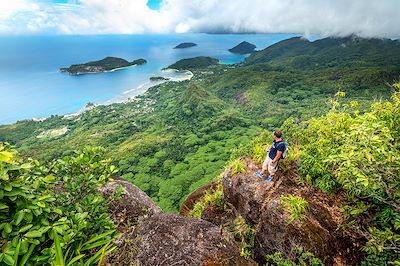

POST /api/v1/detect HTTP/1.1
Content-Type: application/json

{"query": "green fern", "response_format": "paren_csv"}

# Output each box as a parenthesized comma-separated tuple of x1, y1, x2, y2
(280, 195, 308, 223)
(229, 159, 246, 175)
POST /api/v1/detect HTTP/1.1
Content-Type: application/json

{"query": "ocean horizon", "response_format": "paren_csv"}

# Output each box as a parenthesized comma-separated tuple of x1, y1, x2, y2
(0, 33, 299, 125)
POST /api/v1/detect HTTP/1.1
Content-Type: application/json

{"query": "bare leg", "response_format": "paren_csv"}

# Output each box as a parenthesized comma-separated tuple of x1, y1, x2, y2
(261, 166, 269, 176)
(269, 173, 275, 179)
(261, 156, 271, 177)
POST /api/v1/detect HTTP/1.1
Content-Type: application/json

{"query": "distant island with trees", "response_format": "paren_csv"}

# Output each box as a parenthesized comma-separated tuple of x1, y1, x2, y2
(166, 56, 219, 70)
(60, 57, 147, 75)
(228, 41, 256, 54)
(174, 42, 198, 49)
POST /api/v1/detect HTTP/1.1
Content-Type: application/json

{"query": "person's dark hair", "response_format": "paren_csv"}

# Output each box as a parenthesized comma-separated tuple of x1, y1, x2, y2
(274, 130, 282, 138)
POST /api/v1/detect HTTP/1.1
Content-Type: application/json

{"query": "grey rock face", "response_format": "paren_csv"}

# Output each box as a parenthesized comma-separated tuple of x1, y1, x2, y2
(136, 213, 256, 266)
(101, 177, 256, 265)
(222, 159, 363, 266)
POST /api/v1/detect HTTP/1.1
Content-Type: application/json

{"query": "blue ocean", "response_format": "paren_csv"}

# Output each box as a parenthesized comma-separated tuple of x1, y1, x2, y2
(0, 33, 296, 124)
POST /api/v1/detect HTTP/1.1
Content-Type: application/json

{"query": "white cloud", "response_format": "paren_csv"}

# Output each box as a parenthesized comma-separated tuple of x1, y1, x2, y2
(0, 0, 399, 38)
(161, 0, 400, 38)
(53, 0, 155, 34)
(0, 0, 38, 20)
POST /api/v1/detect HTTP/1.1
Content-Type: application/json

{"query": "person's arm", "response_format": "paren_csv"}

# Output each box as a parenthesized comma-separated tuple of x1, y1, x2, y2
(270, 142, 285, 164)
(270, 151, 282, 164)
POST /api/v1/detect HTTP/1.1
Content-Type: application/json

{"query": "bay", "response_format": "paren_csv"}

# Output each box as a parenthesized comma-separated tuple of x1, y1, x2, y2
(0, 33, 296, 124)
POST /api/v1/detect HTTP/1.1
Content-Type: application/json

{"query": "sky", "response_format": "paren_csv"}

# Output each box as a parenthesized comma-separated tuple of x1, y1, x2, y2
(0, 0, 399, 38)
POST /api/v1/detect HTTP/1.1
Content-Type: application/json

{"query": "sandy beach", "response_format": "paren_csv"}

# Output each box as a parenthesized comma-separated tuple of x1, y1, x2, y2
(63, 69, 193, 119)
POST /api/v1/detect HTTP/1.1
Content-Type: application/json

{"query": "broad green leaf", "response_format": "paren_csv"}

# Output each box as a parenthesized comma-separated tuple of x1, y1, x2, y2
(12, 239, 21, 266)
(24, 230, 43, 238)
(0, 173, 9, 181)
(24, 212, 33, 223)
(19, 244, 36, 266)
(4, 189, 22, 197)
(53, 209, 63, 215)
(44, 175, 55, 182)
(4, 223, 12, 234)
(27, 239, 40, 245)
(19, 163, 32, 169)
(36, 202, 45, 208)
(19, 239, 29, 255)
(14, 211, 25, 226)
(0, 151, 14, 163)
(4, 184, 12, 192)
(0, 203, 8, 211)
(19, 224, 33, 233)
(3, 254, 14, 266)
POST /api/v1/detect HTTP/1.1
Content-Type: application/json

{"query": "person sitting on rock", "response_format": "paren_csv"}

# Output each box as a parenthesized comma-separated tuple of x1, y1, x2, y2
(255, 130, 286, 182)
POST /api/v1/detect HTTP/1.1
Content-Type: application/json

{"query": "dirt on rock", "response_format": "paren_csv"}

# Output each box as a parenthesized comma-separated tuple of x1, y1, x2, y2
(201, 204, 237, 227)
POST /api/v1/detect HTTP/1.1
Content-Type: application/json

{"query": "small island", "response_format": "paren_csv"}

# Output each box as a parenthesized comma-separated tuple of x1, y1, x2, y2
(60, 57, 147, 75)
(174, 42, 197, 49)
(166, 56, 219, 70)
(228, 41, 256, 54)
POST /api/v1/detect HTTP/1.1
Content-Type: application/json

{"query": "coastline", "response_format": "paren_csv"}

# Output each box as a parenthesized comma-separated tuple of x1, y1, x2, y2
(61, 65, 137, 75)
(0, 33, 298, 125)
(63, 69, 193, 119)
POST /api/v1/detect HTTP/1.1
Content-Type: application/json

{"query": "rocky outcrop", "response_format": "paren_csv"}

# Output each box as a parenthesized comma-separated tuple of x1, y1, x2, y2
(222, 159, 364, 265)
(101, 156, 365, 266)
(180, 181, 218, 216)
(100, 177, 161, 229)
(201, 204, 236, 226)
(137, 214, 256, 266)
(101, 177, 256, 265)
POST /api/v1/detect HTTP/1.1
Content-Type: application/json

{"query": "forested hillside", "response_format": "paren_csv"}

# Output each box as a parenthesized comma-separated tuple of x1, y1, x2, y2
(1, 36, 399, 213)
(1, 84, 398, 265)
(186, 84, 400, 265)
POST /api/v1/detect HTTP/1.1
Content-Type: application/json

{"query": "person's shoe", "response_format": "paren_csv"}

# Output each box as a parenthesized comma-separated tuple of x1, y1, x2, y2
(265, 176, 273, 182)
(254, 171, 265, 178)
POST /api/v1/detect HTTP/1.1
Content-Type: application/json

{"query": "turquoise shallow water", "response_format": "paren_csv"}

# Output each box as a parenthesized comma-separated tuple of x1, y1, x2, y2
(0, 33, 296, 124)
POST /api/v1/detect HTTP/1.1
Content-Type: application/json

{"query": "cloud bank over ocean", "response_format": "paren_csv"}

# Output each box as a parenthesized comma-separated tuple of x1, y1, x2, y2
(1, 0, 399, 38)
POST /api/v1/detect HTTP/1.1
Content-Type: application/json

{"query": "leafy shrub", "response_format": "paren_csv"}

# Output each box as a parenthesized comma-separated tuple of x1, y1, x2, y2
(228, 159, 246, 175)
(228, 215, 255, 259)
(231, 130, 272, 163)
(265, 246, 324, 266)
(188, 183, 225, 219)
(284, 84, 400, 263)
(0, 143, 117, 265)
(280, 195, 308, 223)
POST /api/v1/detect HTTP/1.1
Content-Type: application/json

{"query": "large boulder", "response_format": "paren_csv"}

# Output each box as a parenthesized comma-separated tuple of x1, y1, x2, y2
(222, 160, 275, 224)
(222, 159, 364, 265)
(101, 177, 256, 265)
(100, 177, 161, 229)
(136, 214, 256, 266)
(254, 197, 361, 265)
(100, 177, 162, 265)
